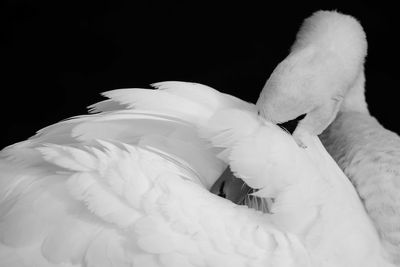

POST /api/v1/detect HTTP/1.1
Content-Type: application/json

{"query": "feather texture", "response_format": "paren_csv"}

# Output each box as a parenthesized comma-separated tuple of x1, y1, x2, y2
(321, 111, 400, 264)
(0, 81, 394, 266)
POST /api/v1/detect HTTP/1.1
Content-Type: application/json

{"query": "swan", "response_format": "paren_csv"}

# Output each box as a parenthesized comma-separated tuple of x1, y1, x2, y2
(0, 81, 394, 266)
(212, 10, 366, 205)
(233, 9, 400, 265)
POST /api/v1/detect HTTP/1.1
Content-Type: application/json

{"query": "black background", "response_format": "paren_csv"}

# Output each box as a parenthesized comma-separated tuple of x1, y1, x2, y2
(3, 1, 400, 148)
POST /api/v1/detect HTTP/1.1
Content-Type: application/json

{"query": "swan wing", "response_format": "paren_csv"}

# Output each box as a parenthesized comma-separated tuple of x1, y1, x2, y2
(0, 82, 309, 267)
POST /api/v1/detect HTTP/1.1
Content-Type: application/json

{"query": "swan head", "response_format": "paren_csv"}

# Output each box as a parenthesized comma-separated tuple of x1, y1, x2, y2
(257, 10, 367, 136)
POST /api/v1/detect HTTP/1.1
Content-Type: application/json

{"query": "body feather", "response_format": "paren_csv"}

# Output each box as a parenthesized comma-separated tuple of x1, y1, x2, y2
(321, 111, 400, 264)
(0, 82, 393, 266)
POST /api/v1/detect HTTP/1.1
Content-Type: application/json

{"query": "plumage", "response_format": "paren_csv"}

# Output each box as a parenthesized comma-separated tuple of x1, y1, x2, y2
(248, 9, 400, 265)
(0, 81, 394, 266)
(320, 108, 400, 264)
(257, 10, 367, 140)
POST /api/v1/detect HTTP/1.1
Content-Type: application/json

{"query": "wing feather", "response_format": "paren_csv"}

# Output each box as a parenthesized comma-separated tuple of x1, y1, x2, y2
(0, 82, 315, 267)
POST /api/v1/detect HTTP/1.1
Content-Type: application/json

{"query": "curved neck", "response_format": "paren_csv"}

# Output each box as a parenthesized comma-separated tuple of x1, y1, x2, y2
(340, 66, 369, 114)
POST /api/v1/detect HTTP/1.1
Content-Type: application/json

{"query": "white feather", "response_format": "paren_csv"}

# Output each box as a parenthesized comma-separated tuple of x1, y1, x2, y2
(0, 80, 394, 266)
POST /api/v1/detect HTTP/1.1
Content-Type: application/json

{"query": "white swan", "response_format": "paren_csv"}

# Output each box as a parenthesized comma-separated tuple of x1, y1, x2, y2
(212, 10, 367, 207)
(246, 9, 400, 265)
(0, 81, 393, 266)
